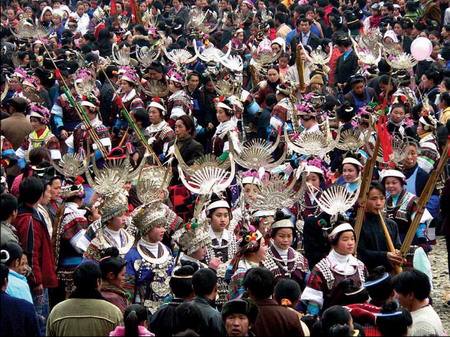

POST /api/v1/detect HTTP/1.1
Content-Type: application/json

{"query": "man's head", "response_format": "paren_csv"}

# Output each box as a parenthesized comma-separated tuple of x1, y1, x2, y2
(170, 265, 195, 299)
(19, 177, 45, 207)
(192, 268, 217, 299)
(392, 269, 431, 311)
(242, 267, 274, 301)
(0, 193, 18, 222)
(222, 299, 259, 336)
(187, 72, 201, 92)
(73, 261, 102, 292)
(7, 97, 28, 115)
(350, 75, 366, 95)
(297, 16, 311, 34)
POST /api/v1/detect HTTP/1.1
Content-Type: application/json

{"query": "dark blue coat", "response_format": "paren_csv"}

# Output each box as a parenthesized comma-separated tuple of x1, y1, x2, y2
(0, 291, 40, 337)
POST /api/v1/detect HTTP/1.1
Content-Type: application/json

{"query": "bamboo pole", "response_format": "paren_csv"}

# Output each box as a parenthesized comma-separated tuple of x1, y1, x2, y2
(400, 139, 449, 256)
(378, 210, 402, 274)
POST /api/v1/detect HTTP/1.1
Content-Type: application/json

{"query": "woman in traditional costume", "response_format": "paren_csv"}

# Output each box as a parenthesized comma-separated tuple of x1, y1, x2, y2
(301, 223, 366, 315)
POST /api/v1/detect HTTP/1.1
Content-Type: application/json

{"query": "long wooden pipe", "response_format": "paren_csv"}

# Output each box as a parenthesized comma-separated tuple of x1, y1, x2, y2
(378, 210, 402, 275)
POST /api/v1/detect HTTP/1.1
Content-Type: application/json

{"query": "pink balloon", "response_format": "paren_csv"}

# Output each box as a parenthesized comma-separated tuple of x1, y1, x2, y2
(410, 37, 432, 61)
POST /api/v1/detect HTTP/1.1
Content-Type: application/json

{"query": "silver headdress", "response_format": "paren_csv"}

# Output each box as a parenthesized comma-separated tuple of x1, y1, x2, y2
(193, 39, 232, 63)
(173, 224, 212, 256)
(301, 43, 333, 67)
(132, 201, 168, 235)
(335, 128, 370, 152)
(187, 8, 220, 35)
(284, 128, 335, 158)
(162, 47, 197, 70)
(230, 132, 286, 170)
(251, 175, 298, 214)
(308, 184, 360, 221)
(136, 45, 161, 68)
(111, 43, 135, 66)
(51, 153, 89, 178)
(350, 32, 382, 67)
(10, 19, 49, 40)
(384, 50, 417, 70)
(135, 165, 172, 204)
(140, 79, 170, 98)
(175, 147, 235, 195)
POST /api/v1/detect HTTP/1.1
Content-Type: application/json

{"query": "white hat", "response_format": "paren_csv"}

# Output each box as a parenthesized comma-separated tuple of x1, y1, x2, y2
(380, 169, 406, 182)
(383, 30, 399, 43)
(242, 176, 262, 186)
(207, 200, 230, 211)
(170, 106, 186, 119)
(271, 37, 286, 52)
(305, 165, 323, 176)
(271, 218, 294, 230)
(329, 223, 354, 240)
(148, 101, 166, 114)
(216, 101, 233, 111)
(40, 6, 53, 21)
(342, 157, 364, 168)
(252, 210, 275, 217)
(81, 101, 97, 109)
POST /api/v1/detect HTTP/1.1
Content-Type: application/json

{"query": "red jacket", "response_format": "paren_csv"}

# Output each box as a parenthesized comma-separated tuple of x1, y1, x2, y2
(13, 204, 58, 289)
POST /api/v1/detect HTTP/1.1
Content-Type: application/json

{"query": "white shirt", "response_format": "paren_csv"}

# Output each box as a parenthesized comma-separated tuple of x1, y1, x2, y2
(409, 305, 445, 336)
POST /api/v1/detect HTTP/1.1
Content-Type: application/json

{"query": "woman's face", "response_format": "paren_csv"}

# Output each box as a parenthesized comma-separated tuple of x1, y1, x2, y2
(243, 183, 260, 202)
(191, 245, 207, 261)
(210, 208, 230, 232)
(306, 172, 321, 189)
(384, 177, 403, 196)
(390, 107, 406, 123)
(120, 80, 132, 93)
(254, 240, 268, 261)
(108, 212, 127, 231)
(43, 10, 52, 22)
(334, 231, 355, 255)
(271, 43, 281, 54)
(30, 117, 45, 131)
(366, 188, 386, 214)
(236, 32, 244, 42)
(108, 266, 126, 288)
(342, 163, 359, 183)
(403, 145, 418, 169)
(149, 107, 163, 124)
(175, 119, 190, 138)
(278, 57, 289, 69)
(146, 224, 166, 242)
(216, 108, 230, 123)
(40, 185, 52, 205)
(273, 228, 293, 250)
(267, 69, 279, 83)
(50, 179, 62, 200)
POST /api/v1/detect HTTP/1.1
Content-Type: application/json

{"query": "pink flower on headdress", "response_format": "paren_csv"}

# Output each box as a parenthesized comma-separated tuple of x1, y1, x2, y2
(119, 66, 138, 83)
(12, 67, 27, 79)
(295, 102, 314, 114)
(30, 103, 51, 125)
(307, 158, 328, 175)
(76, 68, 94, 81)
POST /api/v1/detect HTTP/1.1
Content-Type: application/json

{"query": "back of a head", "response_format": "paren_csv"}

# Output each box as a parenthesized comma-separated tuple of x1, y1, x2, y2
(365, 266, 393, 304)
(99, 247, 126, 280)
(173, 302, 204, 335)
(1, 242, 23, 268)
(170, 265, 195, 299)
(192, 268, 217, 297)
(124, 304, 148, 337)
(376, 301, 412, 336)
(274, 278, 301, 306)
(73, 261, 102, 291)
(242, 267, 274, 300)
(0, 193, 18, 221)
(19, 176, 44, 205)
(319, 305, 352, 336)
(391, 269, 430, 301)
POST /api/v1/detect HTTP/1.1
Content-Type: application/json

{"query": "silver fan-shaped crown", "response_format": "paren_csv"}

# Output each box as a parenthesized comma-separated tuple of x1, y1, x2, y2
(187, 8, 220, 34)
(175, 145, 230, 176)
(335, 128, 368, 152)
(284, 128, 335, 158)
(178, 153, 235, 195)
(350, 34, 382, 66)
(136, 166, 172, 204)
(112, 43, 131, 66)
(219, 54, 244, 72)
(302, 43, 333, 66)
(231, 132, 286, 170)
(51, 153, 89, 178)
(214, 78, 242, 97)
(308, 184, 360, 216)
(10, 19, 49, 40)
(193, 39, 231, 63)
(74, 68, 96, 98)
(162, 47, 197, 69)
(251, 176, 298, 212)
(140, 79, 170, 98)
(376, 136, 410, 164)
(136, 45, 161, 68)
(384, 51, 417, 70)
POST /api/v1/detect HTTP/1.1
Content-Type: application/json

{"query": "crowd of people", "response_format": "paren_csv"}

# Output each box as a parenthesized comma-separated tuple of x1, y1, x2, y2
(1, 0, 450, 335)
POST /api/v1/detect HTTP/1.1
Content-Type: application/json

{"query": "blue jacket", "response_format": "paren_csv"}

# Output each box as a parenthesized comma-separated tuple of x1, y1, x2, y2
(6, 270, 33, 304)
(0, 291, 40, 336)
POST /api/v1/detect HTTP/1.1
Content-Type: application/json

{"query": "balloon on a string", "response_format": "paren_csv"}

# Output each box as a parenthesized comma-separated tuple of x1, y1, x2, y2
(410, 37, 432, 61)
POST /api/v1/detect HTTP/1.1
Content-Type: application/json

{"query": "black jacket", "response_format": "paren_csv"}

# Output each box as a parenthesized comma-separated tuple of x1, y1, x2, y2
(192, 296, 226, 337)
(150, 298, 184, 337)
(357, 212, 401, 273)
(289, 31, 321, 65)
(335, 50, 359, 92)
